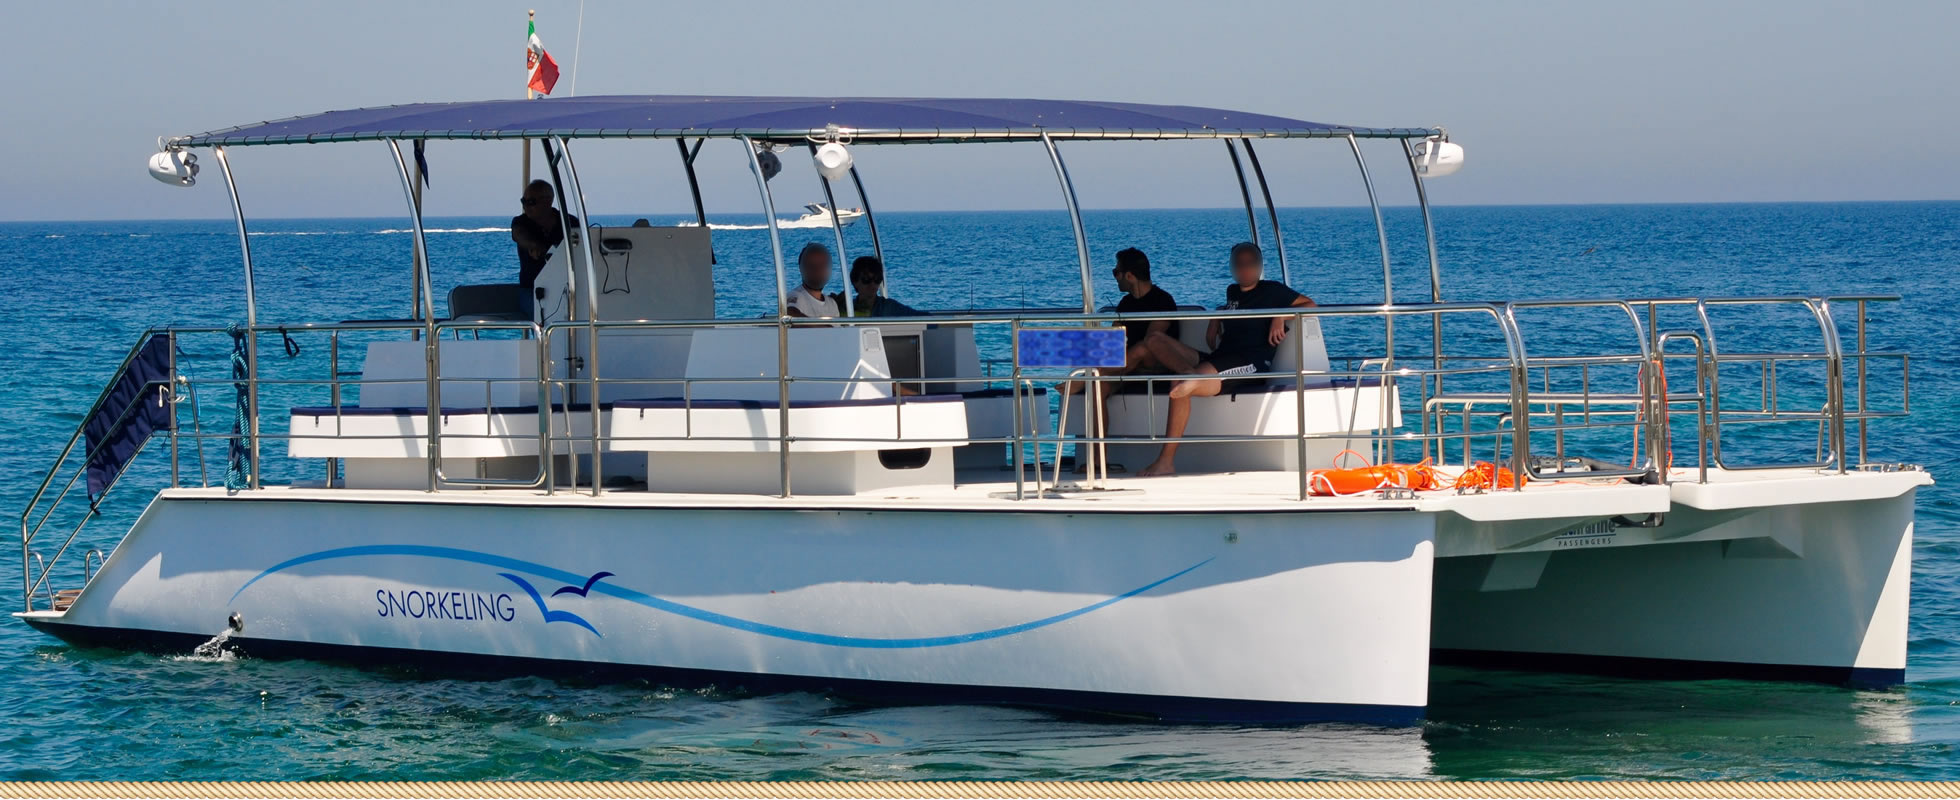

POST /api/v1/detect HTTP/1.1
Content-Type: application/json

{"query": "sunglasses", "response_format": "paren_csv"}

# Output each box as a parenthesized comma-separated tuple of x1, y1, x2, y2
(520, 196, 545, 206)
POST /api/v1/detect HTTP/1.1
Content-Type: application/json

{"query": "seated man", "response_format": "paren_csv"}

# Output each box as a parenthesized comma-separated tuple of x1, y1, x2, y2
(1063, 247, 1179, 398)
(787, 242, 845, 318)
(510, 179, 580, 319)
(847, 256, 927, 317)
(1136, 242, 1315, 477)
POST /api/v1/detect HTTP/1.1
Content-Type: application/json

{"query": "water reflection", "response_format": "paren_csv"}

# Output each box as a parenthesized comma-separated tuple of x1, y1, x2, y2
(1425, 666, 1922, 779)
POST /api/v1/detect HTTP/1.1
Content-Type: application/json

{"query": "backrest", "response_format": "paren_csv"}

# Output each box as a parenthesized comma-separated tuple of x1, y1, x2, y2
(1167, 305, 1328, 384)
(1270, 317, 1332, 388)
(683, 327, 895, 403)
(448, 284, 525, 320)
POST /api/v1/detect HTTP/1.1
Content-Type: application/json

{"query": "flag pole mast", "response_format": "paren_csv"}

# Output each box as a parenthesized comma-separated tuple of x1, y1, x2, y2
(522, 9, 535, 188)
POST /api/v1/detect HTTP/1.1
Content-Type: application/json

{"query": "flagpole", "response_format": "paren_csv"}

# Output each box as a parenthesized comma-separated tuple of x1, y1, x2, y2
(521, 9, 535, 189)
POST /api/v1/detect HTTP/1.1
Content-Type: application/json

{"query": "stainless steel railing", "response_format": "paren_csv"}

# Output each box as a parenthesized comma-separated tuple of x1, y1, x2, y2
(19, 295, 1911, 611)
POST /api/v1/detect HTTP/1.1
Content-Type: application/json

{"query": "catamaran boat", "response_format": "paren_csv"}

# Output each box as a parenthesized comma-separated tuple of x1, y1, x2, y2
(20, 96, 1927, 724)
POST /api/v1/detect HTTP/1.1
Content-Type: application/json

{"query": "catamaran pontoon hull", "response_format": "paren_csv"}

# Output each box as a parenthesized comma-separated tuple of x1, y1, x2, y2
(22, 471, 1922, 723)
(22, 490, 1438, 723)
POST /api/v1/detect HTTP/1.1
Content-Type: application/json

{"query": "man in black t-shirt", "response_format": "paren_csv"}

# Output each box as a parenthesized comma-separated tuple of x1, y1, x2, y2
(511, 179, 580, 319)
(1064, 248, 1179, 399)
(1137, 242, 1315, 477)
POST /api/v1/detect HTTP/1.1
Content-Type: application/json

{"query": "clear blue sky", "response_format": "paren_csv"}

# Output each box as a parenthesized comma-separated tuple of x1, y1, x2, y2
(4, 0, 1955, 221)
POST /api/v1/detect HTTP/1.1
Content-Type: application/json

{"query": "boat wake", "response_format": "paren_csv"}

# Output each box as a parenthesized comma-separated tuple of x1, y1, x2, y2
(679, 218, 853, 231)
(172, 628, 241, 663)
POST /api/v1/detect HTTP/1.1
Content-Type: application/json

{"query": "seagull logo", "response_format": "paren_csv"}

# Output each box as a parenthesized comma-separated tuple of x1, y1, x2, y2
(552, 571, 614, 598)
(497, 573, 602, 637)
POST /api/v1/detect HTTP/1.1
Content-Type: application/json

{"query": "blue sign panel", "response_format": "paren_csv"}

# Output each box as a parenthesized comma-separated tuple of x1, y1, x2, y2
(1017, 328, 1127, 369)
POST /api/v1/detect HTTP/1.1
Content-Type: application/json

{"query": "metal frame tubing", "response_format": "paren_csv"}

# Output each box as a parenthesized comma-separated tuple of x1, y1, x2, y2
(741, 136, 794, 497)
(847, 165, 886, 293)
(1347, 135, 1394, 307)
(1240, 140, 1289, 286)
(677, 138, 708, 227)
(212, 147, 262, 490)
(1811, 298, 1849, 474)
(1041, 133, 1095, 313)
(808, 142, 852, 304)
(1225, 141, 1261, 248)
(1398, 139, 1443, 304)
(1400, 137, 1445, 410)
(1497, 306, 1533, 489)
(387, 141, 442, 492)
(538, 138, 583, 490)
(555, 137, 607, 494)
(1348, 135, 1397, 458)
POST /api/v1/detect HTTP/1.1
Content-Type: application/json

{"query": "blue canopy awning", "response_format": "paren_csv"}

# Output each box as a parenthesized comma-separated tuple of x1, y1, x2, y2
(173, 95, 1441, 147)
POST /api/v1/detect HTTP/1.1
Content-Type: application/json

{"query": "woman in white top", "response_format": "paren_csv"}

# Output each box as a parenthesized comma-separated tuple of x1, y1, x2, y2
(787, 242, 846, 318)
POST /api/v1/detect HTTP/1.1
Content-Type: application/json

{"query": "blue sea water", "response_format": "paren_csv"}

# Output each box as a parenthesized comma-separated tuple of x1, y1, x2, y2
(0, 202, 1956, 780)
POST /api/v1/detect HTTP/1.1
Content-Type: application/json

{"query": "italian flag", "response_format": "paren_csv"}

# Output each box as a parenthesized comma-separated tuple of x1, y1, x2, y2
(526, 19, 560, 95)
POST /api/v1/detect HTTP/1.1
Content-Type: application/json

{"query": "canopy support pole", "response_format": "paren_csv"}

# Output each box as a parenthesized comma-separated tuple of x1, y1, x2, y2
(1348, 134, 1395, 460)
(847, 165, 886, 296)
(1225, 141, 1261, 250)
(742, 136, 793, 498)
(808, 143, 852, 308)
(677, 138, 707, 227)
(1400, 137, 1445, 407)
(212, 147, 261, 490)
(555, 137, 605, 495)
(1041, 132, 1094, 313)
(388, 140, 442, 492)
(539, 138, 581, 490)
(1241, 140, 1289, 286)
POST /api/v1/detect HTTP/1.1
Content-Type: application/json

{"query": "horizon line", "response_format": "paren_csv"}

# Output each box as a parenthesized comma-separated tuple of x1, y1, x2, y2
(1, 197, 1954, 225)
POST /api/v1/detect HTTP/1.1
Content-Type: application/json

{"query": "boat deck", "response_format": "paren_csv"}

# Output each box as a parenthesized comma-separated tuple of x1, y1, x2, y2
(170, 466, 1928, 523)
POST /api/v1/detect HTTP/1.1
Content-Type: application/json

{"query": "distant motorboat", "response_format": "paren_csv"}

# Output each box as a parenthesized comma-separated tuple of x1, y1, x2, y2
(791, 203, 864, 228)
(677, 203, 864, 230)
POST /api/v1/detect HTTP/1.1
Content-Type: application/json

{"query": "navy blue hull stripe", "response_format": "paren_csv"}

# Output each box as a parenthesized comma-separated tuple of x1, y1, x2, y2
(22, 619, 1423, 726)
(1432, 648, 1904, 689)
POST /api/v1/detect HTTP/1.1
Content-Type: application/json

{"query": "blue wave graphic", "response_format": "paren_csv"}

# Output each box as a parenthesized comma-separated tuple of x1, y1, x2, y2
(229, 545, 1211, 649)
(498, 573, 602, 638)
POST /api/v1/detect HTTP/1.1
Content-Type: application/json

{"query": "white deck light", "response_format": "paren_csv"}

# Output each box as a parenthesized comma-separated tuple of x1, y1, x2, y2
(813, 141, 853, 182)
(1409, 135, 1463, 178)
(147, 148, 198, 187)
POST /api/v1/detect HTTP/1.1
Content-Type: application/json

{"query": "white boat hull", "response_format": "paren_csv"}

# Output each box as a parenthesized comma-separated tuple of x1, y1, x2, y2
(23, 472, 1922, 723)
(26, 490, 1438, 723)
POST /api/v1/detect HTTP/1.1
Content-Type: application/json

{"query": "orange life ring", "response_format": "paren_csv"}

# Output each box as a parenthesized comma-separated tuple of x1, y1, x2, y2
(1305, 456, 1443, 496)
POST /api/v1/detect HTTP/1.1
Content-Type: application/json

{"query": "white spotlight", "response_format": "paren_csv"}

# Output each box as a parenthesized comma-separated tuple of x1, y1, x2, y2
(1409, 136, 1464, 178)
(813, 141, 853, 182)
(147, 149, 198, 187)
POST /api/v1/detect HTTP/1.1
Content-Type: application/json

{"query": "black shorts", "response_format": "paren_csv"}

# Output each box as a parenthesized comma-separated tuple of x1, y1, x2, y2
(1203, 350, 1271, 379)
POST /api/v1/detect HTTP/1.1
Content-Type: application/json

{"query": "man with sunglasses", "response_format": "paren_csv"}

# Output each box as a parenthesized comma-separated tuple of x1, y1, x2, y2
(847, 256, 925, 317)
(510, 179, 579, 318)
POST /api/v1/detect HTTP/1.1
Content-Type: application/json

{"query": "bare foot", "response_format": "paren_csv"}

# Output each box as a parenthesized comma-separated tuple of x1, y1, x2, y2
(1137, 459, 1177, 477)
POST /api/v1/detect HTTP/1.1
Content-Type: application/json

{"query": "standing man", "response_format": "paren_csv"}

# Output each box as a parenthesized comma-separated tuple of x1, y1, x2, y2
(1136, 242, 1315, 477)
(511, 179, 579, 319)
(787, 242, 846, 318)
